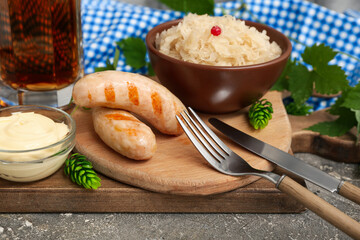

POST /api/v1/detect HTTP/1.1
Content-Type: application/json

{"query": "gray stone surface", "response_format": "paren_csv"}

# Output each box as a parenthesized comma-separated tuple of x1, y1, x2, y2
(0, 153, 359, 240)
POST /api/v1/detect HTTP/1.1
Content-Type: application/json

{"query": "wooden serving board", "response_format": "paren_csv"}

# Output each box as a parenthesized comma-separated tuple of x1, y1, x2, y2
(0, 91, 307, 213)
(73, 91, 292, 196)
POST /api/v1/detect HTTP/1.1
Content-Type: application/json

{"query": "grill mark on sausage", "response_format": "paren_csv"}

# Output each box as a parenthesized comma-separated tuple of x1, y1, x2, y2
(114, 125, 138, 136)
(127, 82, 139, 106)
(105, 113, 137, 121)
(126, 128, 138, 136)
(151, 92, 162, 116)
(104, 84, 115, 102)
(88, 91, 92, 102)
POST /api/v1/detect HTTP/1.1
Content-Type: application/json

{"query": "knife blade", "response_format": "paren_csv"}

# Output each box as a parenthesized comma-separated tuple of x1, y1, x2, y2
(209, 117, 342, 192)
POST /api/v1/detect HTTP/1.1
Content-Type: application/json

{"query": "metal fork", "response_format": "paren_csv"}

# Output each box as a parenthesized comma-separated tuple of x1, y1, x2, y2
(176, 107, 360, 239)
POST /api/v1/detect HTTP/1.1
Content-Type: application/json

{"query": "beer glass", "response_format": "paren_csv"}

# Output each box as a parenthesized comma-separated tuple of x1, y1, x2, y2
(0, 0, 83, 108)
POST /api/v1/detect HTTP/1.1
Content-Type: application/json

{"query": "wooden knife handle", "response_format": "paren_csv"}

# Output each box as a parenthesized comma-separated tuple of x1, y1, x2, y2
(339, 181, 360, 205)
(277, 176, 360, 239)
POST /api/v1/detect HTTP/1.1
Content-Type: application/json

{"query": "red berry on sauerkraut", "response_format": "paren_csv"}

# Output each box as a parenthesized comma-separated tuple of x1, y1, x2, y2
(211, 25, 222, 36)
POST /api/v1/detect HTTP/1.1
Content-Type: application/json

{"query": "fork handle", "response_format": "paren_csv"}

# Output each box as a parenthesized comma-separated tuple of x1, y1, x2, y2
(338, 181, 360, 205)
(277, 176, 360, 239)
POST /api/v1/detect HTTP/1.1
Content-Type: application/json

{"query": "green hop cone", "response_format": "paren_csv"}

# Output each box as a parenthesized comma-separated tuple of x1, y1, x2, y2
(64, 153, 101, 189)
(248, 99, 274, 130)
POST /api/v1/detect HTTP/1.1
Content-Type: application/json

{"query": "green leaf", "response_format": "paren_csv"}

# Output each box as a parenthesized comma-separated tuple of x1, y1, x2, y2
(271, 58, 296, 91)
(146, 62, 155, 76)
(354, 109, 360, 128)
(113, 47, 121, 69)
(285, 102, 313, 116)
(288, 63, 314, 105)
(327, 92, 348, 115)
(302, 43, 337, 67)
(306, 108, 356, 137)
(352, 109, 360, 145)
(94, 59, 116, 72)
(313, 64, 349, 95)
(301, 43, 348, 95)
(342, 84, 360, 110)
(158, 0, 214, 15)
(276, 43, 358, 142)
(117, 37, 147, 70)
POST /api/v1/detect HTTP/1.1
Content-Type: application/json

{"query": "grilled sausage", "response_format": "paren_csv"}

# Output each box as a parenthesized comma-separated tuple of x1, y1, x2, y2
(92, 107, 156, 160)
(73, 71, 185, 135)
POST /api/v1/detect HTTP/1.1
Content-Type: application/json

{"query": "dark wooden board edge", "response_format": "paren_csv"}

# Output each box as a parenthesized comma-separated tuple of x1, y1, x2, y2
(289, 109, 360, 163)
(0, 166, 306, 213)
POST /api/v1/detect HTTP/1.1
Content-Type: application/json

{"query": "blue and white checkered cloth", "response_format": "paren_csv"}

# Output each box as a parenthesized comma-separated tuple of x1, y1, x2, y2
(82, 0, 360, 111)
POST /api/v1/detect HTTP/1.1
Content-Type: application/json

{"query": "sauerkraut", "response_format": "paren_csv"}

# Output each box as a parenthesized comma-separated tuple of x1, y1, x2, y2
(155, 14, 282, 66)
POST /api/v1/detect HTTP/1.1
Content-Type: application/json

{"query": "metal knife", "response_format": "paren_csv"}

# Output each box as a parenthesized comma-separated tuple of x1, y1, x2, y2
(209, 118, 360, 205)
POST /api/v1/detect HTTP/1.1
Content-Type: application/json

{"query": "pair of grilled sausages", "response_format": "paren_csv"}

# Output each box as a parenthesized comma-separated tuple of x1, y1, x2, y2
(72, 71, 185, 160)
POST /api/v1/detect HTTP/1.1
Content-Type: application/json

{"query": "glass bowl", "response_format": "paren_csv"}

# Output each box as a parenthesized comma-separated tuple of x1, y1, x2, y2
(0, 105, 76, 182)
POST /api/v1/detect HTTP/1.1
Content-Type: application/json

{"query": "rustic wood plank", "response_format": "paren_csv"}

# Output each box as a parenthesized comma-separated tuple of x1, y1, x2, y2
(289, 109, 360, 163)
(0, 167, 306, 213)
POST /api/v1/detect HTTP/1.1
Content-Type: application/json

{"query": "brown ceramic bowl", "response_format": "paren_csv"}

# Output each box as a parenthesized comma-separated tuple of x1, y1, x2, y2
(146, 19, 292, 114)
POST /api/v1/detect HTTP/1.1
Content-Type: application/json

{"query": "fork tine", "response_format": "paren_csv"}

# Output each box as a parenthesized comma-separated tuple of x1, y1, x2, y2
(177, 110, 251, 177)
(176, 115, 221, 170)
(183, 110, 228, 159)
(188, 107, 232, 154)
(179, 112, 224, 162)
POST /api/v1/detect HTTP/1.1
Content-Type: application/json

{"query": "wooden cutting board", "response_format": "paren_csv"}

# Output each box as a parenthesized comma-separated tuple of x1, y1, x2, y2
(73, 91, 292, 196)
(0, 91, 306, 213)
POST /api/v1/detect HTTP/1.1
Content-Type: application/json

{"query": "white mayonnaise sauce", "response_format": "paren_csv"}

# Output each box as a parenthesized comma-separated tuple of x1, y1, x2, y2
(0, 112, 70, 182)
